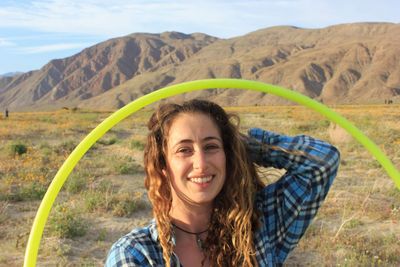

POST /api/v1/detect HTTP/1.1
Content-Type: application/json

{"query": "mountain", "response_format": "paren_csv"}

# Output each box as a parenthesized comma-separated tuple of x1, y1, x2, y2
(0, 32, 218, 111)
(0, 72, 23, 94)
(0, 72, 23, 77)
(1, 23, 399, 111)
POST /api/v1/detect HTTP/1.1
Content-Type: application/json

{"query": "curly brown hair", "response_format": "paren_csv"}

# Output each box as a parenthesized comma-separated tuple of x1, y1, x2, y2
(144, 99, 264, 266)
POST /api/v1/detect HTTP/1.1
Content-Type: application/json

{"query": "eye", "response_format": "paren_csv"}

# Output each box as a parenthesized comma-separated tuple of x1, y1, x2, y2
(204, 143, 221, 152)
(176, 147, 193, 155)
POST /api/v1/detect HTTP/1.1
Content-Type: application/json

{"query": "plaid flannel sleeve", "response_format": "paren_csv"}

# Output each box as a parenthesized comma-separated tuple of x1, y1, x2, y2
(248, 128, 340, 264)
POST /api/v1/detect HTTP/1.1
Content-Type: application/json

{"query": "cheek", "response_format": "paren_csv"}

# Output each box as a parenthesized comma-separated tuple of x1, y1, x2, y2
(218, 153, 227, 173)
(168, 158, 189, 178)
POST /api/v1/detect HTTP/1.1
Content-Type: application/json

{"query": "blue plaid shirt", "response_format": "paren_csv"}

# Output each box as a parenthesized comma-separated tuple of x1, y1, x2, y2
(106, 129, 340, 266)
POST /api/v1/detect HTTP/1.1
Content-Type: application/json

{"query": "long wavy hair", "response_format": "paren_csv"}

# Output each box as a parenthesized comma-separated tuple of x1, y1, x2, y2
(144, 99, 265, 267)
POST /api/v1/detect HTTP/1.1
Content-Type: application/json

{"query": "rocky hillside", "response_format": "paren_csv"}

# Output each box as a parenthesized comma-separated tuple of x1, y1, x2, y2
(1, 22, 399, 111)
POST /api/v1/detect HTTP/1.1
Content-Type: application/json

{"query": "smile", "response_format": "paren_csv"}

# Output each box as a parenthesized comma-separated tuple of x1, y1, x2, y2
(188, 176, 213, 184)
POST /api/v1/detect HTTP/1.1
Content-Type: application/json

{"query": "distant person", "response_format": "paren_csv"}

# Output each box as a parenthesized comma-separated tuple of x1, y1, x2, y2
(4, 108, 9, 118)
(106, 99, 340, 266)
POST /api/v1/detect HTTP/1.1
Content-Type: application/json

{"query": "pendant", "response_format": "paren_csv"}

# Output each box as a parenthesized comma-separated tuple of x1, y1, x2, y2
(196, 235, 204, 250)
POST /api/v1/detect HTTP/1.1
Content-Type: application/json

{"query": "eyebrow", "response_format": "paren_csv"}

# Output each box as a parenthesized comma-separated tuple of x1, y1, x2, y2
(171, 136, 222, 148)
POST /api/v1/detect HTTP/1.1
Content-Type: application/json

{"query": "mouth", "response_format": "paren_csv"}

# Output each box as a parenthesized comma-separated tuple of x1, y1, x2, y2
(188, 175, 214, 184)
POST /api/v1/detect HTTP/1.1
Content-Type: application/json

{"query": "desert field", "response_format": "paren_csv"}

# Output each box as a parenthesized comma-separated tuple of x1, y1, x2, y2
(0, 104, 399, 266)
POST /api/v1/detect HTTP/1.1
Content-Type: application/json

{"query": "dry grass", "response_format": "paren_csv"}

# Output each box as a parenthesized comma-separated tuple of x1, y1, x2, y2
(0, 104, 399, 266)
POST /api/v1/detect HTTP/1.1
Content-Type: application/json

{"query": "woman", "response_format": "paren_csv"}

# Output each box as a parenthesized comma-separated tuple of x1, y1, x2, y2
(106, 99, 340, 267)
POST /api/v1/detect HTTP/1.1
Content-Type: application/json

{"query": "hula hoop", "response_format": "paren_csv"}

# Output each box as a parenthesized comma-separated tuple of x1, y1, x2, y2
(24, 79, 400, 266)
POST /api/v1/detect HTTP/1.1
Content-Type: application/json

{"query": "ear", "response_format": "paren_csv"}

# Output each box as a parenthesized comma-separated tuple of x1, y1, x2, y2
(162, 169, 168, 178)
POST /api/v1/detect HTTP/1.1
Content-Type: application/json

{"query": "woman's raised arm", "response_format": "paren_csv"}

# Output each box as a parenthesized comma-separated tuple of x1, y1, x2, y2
(246, 128, 340, 264)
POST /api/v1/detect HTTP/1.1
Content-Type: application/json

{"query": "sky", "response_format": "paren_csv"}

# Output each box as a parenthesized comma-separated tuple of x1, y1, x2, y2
(0, 0, 398, 75)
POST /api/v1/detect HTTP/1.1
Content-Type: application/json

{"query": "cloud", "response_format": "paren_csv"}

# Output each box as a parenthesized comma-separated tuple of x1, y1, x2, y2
(17, 42, 92, 54)
(0, 0, 399, 39)
(0, 37, 14, 46)
(0, 0, 200, 36)
(0, 0, 345, 38)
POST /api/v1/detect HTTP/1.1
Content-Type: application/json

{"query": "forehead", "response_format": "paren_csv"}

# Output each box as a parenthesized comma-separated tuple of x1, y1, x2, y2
(166, 112, 221, 141)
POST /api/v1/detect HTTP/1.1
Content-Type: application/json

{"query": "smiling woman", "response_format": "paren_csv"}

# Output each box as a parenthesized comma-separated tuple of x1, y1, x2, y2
(105, 99, 340, 267)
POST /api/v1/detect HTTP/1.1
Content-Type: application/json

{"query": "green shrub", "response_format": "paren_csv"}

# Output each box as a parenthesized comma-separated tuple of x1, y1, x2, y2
(56, 140, 78, 155)
(84, 189, 148, 217)
(4, 182, 47, 201)
(11, 143, 28, 156)
(112, 198, 138, 217)
(112, 193, 148, 217)
(130, 140, 145, 150)
(64, 173, 87, 194)
(21, 182, 47, 200)
(96, 229, 108, 242)
(98, 136, 118, 146)
(0, 202, 9, 224)
(38, 116, 56, 123)
(116, 162, 142, 175)
(97, 180, 114, 193)
(294, 120, 330, 133)
(48, 205, 88, 238)
(39, 142, 53, 156)
(84, 191, 111, 212)
(345, 218, 364, 229)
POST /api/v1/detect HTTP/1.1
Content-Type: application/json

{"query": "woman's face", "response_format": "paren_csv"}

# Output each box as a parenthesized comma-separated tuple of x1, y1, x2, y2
(163, 112, 226, 205)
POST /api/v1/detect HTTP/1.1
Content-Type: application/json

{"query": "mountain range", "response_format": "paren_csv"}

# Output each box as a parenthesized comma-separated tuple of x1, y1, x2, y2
(1, 22, 399, 111)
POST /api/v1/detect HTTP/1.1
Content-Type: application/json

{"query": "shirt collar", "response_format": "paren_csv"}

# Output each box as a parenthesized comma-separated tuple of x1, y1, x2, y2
(148, 219, 176, 246)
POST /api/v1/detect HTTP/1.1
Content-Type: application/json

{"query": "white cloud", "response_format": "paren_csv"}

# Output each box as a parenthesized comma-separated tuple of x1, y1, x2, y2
(0, 37, 14, 46)
(0, 0, 398, 38)
(0, 1, 202, 36)
(0, 0, 350, 38)
(18, 42, 91, 54)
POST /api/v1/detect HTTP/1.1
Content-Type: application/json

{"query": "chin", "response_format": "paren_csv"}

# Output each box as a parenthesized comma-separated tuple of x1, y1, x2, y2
(192, 196, 215, 205)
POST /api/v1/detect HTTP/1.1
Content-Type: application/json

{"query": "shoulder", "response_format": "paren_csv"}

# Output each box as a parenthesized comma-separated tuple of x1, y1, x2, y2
(112, 226, 152, 250)
(106, 220, 162, 266)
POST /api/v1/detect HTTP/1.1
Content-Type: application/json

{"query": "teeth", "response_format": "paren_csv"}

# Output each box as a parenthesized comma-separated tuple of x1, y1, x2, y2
(189, 176, 213, 184)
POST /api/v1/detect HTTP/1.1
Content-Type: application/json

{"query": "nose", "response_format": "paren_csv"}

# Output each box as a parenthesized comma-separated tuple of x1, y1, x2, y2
(193, 150, 207, 171)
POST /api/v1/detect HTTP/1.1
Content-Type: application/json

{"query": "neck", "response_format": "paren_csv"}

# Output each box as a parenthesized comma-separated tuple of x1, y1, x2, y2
(170, 207, 211, 233)
(170, 200, 212, 233)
